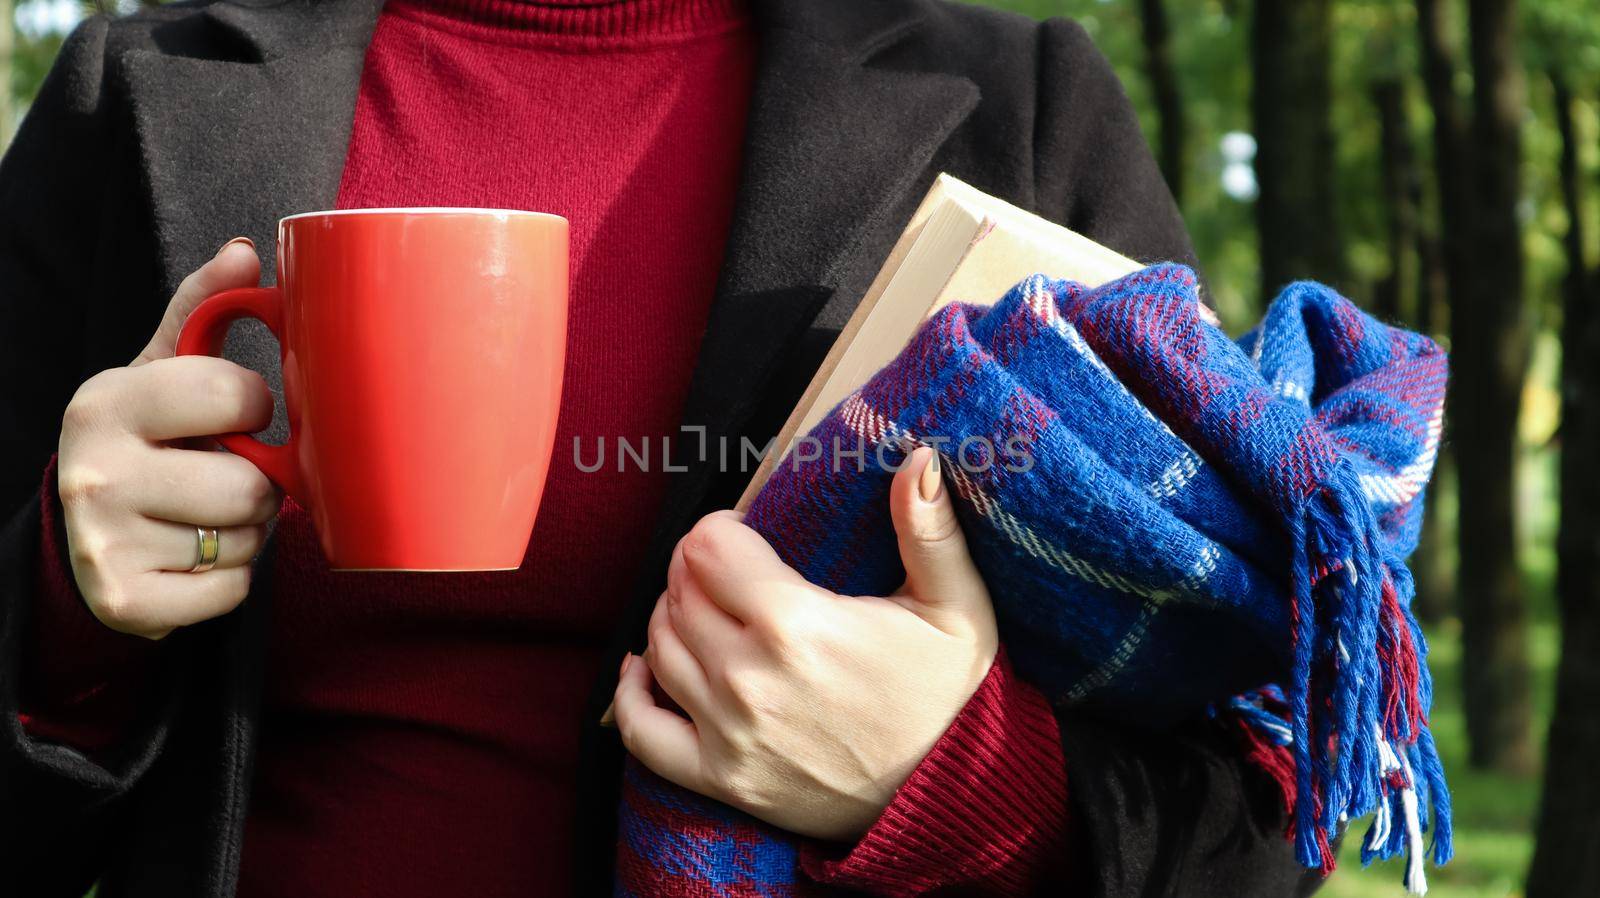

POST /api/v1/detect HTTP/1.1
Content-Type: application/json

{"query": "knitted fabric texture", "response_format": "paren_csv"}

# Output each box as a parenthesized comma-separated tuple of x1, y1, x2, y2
(615, 264, 1452, 896)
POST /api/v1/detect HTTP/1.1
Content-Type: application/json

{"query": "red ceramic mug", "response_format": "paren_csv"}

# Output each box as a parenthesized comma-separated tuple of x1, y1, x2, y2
(176, 208, 569, 571)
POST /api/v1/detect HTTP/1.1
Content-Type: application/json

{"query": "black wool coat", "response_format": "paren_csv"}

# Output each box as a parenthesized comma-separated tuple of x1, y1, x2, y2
(0, 1, 1324, 895)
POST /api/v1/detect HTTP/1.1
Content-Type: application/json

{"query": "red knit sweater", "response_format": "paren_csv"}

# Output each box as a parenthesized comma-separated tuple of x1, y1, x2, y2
(22, 1, 1070, 894)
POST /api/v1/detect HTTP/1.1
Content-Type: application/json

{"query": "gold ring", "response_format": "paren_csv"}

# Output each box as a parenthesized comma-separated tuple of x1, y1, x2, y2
(190, 526, 220, 573)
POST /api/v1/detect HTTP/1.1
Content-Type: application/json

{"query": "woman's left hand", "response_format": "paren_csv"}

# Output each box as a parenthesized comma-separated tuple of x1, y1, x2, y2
(613, 447, 999, 842)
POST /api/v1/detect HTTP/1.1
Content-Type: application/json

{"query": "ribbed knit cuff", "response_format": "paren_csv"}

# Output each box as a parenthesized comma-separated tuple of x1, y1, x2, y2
(800, 650, 1071, 896)
(18, 455, 162, 752)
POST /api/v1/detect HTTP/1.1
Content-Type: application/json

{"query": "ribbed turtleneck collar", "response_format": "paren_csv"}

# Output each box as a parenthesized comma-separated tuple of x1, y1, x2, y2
(415, 0, 751, 42)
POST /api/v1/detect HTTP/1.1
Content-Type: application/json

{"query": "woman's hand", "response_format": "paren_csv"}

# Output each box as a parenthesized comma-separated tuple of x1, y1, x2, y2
(55, 238, 281, 639)
(614, 447, 999, 842)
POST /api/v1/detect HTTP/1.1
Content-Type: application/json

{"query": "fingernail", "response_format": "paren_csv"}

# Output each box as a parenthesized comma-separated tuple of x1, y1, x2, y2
(598, 702, 617, 728)
(215, 236, 254, 258)
(919, 449, 942, 502)
(620, 653, 634, 676)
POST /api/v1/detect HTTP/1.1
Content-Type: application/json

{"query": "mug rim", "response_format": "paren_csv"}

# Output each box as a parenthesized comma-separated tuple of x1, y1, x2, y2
(280, 207, 567, 224)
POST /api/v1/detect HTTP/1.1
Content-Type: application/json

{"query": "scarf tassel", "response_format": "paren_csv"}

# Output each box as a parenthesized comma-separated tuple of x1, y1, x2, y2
(1282, 463, 1452, 893)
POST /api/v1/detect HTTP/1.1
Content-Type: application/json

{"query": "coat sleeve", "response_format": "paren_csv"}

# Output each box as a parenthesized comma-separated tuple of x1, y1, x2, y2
(1056, 712, 1329, 898)
(1028, 19, 1321, 898)
(0, 18, 179, 893)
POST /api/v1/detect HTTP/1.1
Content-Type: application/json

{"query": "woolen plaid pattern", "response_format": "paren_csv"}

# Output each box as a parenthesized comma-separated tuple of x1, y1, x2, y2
(615, 264, 1452, 896)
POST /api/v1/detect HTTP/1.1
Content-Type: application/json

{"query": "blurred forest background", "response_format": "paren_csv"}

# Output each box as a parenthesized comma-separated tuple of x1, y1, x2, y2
(4, 1, 1598, 897)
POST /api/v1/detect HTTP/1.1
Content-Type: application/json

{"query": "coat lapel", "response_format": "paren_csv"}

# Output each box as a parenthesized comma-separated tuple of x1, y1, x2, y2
(610, 0, 979, 638)
(123, 0, 382, 287)
(642, 0, 979, 556)
(121, 0, 381, 442)
(590, 0, 980, 709)
(678, 0, 979, 451)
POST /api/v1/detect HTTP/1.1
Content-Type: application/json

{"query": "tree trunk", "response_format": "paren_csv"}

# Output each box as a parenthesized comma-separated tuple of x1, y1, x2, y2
(1138, 0, 1185, 204)
(1413, 232, 1454, 625)
(1452, 0, 1536, 774)
(1527, 75, 1600, 898)
(1251, 0, 1342, 302)
(1414, 169, 1454, 627)
(1413, 446, 1456, 626)
(1551, 76, 1585, 321)
(1417, 0, 1473, 287)
(1372, 78, 1421, 323)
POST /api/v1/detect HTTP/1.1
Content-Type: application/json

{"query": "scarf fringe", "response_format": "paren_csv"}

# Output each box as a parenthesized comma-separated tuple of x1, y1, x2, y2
(1271, 462, 1452, 893)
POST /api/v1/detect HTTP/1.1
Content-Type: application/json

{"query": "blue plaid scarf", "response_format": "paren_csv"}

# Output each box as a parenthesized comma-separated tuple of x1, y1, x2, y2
(615, 264, 1452, 895)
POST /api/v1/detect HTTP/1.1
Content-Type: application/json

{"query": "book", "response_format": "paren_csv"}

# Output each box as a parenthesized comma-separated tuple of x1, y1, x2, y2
(736, 173, 1149, 509)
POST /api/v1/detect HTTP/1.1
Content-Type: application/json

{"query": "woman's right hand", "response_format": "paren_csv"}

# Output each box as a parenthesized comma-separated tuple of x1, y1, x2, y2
(55, 238, 282, 639)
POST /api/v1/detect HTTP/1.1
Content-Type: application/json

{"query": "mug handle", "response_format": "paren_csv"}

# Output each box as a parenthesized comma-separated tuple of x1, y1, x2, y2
(175, 286, 307, 503)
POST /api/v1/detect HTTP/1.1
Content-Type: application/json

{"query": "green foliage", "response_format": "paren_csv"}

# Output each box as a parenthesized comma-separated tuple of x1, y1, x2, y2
(4, 5, 62, 144)
(1524, 0, 1600, 75)
(10, 32, 64, 116)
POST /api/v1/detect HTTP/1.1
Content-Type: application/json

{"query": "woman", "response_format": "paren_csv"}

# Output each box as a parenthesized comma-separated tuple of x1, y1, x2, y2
(0, 0, 1319, 895)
